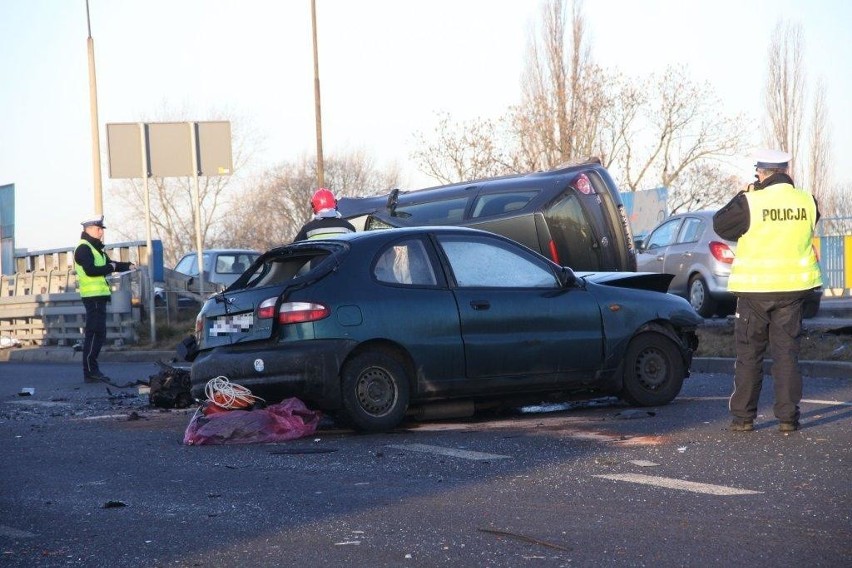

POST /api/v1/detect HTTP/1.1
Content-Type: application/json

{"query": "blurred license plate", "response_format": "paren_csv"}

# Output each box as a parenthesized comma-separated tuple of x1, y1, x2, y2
(210, 312, 254, 336)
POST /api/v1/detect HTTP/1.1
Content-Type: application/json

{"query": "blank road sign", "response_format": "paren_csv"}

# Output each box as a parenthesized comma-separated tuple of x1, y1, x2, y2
(148, 122, 193, 177)
(106, 123, 143, 179)
(197, 121, 232, 176)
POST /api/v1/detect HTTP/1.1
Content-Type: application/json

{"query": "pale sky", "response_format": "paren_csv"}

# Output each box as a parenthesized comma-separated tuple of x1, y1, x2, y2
(1, 0, 850, 251)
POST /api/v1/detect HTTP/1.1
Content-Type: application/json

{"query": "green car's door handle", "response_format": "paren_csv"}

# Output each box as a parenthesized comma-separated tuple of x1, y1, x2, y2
(470, 300, 490, 311)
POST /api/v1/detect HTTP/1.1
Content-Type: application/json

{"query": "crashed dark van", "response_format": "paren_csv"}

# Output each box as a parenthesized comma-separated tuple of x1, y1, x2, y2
(337, 158, 637, 272)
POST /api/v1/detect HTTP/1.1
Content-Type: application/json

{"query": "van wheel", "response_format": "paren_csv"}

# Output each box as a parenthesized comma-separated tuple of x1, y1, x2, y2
(341, 351, 410, 433)
(620, 333, 685, 407)
(688, 275, 716, 318)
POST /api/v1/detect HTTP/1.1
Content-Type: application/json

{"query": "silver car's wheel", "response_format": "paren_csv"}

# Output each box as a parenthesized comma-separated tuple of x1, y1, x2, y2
(688, 275, 717, 318)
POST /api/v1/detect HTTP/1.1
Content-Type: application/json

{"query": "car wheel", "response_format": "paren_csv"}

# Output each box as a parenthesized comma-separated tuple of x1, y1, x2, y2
(688, 275, 717, 318)
(340, 351, 410, 433)
(620, 333, 685, 407)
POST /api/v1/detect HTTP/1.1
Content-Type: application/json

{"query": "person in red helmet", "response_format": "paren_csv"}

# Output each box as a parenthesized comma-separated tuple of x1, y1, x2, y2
(293, 188, 356, 241)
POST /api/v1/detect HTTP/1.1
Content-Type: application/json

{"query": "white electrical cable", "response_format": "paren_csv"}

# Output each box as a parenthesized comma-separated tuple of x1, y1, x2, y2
(204, 376, 264, 409)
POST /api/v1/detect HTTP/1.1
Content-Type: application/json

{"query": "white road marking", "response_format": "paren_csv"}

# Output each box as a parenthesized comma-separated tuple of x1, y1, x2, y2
(0, 525, 36, 538)
(629, 460, 659, 467)
(387, 443, 509, 461)
(594, 473, 762, 495)
(801, 398, 852, 407)
(681, 396, 851, 407)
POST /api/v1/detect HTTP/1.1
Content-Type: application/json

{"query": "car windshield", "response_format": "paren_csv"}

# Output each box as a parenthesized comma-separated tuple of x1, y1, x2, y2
(214, 253, 259, 275)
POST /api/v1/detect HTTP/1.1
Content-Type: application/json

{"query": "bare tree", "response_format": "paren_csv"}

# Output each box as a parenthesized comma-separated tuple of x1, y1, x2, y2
(666, 162, 742, 214)
(411, 112, 513, 184)
(222, 151, 400, 251)
(807, 79, 831, 205)
(763, 19, 806, 180)
(817, 181, 852, 236)
(608, 65, 747, 194)
(510, 0, 607, 169)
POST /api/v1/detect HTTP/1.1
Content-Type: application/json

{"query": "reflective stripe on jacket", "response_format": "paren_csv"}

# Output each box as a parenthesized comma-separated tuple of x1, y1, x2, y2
(728, 184, 823, 293)
(75, 240, 111, 297)
(306, 226, 354, 239)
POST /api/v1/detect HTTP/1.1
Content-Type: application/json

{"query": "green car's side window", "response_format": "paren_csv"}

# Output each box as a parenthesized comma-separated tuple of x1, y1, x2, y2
(437, 236, 558, 288)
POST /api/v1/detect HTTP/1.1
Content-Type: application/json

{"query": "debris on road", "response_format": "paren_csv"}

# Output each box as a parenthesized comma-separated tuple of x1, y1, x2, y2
(183, 397, 322, 445)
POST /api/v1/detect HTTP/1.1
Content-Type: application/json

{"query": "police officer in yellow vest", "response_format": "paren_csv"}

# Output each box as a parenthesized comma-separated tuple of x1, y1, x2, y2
(713, 150, 823, 433)
(74, 216, 134, 383)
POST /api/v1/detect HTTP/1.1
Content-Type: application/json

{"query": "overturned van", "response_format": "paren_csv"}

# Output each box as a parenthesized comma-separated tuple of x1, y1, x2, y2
(337, 158, 637, 272)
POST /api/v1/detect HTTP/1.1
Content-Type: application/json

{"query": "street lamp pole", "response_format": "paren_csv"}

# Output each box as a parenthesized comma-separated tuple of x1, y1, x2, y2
(85, 0, 104, 215)
(311, 0, 325, 189)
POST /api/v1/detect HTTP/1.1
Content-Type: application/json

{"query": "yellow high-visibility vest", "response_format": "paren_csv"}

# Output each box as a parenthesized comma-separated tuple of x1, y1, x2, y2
(75, 240, 111, 297)
(728, 184, 823, 293)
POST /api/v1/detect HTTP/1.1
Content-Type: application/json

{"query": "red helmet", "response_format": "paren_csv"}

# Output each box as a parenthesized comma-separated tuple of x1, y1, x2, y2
(311, 188, 337, 213)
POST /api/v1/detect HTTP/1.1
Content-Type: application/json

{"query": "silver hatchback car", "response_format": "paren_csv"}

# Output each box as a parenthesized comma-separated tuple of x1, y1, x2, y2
(636, 210, 822, 318)
(636, 210, 736, 317)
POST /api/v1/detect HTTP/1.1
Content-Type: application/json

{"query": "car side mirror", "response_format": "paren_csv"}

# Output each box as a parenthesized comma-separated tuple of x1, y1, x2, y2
(558, 266, 577, 288)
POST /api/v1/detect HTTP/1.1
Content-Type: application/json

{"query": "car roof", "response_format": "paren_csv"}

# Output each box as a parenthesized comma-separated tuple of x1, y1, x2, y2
(180, 248, 260, 256)
(304, 226, 493, 243)
(670, 210, 718, 219)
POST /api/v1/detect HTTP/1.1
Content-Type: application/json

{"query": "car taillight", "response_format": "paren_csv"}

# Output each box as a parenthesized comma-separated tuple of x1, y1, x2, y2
(709, 241, 735, 264)
(278, 302, 330, 324)
(257, 297, 278, 319)
(572, 173, 594, 195)
(548, 240, 561, 264)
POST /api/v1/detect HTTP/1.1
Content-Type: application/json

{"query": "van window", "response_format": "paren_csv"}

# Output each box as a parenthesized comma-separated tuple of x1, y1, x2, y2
(394, 197, 468, 225)
(542, 194, 599, 270)
(471, 191, 538, 219)
(215, 253, 259, 275)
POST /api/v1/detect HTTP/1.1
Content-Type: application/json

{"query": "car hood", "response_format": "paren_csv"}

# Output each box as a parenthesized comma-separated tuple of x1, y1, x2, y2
(575, 271, 674, 294)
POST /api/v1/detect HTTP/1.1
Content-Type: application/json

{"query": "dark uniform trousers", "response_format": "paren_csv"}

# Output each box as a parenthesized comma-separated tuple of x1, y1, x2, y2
(731, 295, 805, 423)
(82, 297, 108, 376)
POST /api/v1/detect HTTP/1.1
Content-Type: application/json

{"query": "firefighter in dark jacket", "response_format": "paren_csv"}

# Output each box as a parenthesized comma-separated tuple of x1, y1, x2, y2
(293, 188, 356, 242)
(712, 150, 823, 433)
(74, 216, 134, 383)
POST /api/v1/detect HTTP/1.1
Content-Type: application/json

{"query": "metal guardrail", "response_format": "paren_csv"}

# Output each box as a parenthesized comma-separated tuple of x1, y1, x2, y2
(814, 233, 852, 298)
(0, 271, 137, 346)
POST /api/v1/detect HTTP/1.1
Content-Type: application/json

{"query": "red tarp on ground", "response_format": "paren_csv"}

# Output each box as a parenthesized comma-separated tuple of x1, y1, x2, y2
(183, 398, 322, 445)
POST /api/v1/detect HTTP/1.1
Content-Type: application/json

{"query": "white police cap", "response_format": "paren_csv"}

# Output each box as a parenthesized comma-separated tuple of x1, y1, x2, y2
(81, 215, 106, 229)
(753, 149, 791, 169)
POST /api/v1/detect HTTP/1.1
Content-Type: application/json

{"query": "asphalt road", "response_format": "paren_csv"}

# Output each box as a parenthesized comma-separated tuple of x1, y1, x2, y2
(1, 361, 850, 567)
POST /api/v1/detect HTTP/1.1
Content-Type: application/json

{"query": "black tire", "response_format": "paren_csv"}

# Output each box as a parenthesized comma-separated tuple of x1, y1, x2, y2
(340, 351, 410, 433)
(688, 274, 717, 318)
(620, 333, 686, 407)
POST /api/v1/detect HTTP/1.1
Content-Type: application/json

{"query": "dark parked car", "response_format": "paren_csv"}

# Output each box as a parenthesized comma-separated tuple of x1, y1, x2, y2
(337, 158, 637, 272)
(189, 227, 701, 432)
(636, 210, 822, 318)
